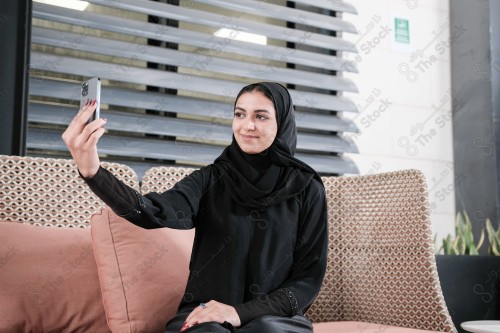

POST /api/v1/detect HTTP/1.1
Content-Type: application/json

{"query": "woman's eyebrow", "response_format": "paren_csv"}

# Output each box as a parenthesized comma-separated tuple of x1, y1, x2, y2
(234, 107, 272, 114)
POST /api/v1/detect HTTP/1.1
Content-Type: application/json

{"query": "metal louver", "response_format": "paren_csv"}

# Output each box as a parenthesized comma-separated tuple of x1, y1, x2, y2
(28, 0, 359, 178)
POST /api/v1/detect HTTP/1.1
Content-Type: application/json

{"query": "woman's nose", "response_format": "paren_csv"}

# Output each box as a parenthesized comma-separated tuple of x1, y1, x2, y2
(244, 118, 255, 130)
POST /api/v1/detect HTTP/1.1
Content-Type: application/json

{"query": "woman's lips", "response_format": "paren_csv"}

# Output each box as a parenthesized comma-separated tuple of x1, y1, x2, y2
(241, 134, 258, 140)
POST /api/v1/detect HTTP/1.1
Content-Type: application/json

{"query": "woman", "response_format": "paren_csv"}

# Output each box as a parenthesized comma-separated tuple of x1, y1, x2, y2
(63, 82, 328, 333)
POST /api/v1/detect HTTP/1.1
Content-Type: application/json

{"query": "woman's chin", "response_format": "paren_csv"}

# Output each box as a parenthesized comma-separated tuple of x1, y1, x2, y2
(239, 144, 266, 155)
(241, 148, 261, 154)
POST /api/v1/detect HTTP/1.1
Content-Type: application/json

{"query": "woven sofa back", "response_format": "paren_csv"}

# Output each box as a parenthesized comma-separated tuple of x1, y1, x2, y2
(312, 171, 455, 332)
(0, 155, 139, 227)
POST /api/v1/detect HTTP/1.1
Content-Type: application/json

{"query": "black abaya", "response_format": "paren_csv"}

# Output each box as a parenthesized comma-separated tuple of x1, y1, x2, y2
(86, 164, 327, 328)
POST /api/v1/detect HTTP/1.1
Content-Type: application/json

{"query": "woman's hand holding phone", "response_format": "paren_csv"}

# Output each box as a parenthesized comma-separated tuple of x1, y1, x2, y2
(62, 99, 107, 179)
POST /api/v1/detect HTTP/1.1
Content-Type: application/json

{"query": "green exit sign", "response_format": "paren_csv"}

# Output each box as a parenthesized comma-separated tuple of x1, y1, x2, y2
(395, 18, 410, 44)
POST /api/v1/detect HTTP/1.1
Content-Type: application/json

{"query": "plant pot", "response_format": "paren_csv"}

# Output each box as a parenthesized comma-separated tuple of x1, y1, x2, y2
(436, 255, 500, 333)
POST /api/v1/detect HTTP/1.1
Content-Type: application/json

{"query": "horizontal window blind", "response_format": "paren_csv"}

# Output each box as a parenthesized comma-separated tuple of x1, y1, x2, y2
(29, 0, 360, 178)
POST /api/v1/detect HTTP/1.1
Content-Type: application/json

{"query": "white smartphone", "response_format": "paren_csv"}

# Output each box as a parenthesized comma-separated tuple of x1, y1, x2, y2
(80, 77, 101, 123)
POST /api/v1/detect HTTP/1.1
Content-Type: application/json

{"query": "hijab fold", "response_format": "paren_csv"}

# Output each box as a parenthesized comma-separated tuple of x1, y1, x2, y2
(214, 82, 323, 210)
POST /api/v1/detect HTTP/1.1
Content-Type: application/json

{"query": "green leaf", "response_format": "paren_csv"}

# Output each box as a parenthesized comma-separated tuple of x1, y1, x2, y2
(492, 243, 500, 256)
(477, 229, 485, 251)
(485, 219, 500, 256)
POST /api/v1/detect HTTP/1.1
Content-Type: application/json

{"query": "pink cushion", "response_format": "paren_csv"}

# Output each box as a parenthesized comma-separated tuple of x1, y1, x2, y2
(0, 222, 110, 333)
(313, 321, 447, 333)
(91, 208, 195, 333)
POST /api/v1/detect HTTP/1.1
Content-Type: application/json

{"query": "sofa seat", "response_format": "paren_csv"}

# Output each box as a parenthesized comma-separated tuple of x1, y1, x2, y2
(313, 321, 445, 333)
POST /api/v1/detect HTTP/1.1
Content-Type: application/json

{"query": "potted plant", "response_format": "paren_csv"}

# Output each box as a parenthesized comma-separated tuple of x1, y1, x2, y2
(435, 211, 500, 333)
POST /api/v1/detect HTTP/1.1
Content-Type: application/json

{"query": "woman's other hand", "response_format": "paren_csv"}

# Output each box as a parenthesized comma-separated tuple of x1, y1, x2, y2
(62, 100, 106, 178)
(181, 300, 241, 332)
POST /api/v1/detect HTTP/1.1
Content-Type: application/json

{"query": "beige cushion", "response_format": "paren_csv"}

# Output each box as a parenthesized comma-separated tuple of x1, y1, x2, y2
(91, 208, 194, 333)
(313, 321, 447, 333)
(0, 222, 109, 333)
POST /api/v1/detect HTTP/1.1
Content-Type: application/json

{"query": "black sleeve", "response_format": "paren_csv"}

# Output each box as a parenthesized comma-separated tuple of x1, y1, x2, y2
(233, 179, 328, 325)
(82, 165, 209, 230)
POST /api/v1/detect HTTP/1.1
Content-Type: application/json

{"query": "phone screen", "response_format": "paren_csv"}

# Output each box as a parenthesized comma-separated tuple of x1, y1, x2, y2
(80, 77, 101, 123)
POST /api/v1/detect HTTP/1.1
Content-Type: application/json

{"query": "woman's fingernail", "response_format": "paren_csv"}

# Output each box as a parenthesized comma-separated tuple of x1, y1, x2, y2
(84, 99, 89, 106)
(93, 100, 97, 105)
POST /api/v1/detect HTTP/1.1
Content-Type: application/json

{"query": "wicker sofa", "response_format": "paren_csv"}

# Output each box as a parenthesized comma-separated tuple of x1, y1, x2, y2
(0, 154, 456, 333)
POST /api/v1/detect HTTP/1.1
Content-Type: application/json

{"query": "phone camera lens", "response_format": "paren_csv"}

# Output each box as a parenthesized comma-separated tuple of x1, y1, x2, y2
(82, 82, 88, 96)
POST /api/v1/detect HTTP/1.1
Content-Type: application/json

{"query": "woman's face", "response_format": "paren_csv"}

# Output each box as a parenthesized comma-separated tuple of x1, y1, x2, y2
(232, 90, 278, 154)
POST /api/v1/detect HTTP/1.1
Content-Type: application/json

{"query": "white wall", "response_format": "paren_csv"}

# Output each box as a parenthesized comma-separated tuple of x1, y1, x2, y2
(342, 0, 455, 241)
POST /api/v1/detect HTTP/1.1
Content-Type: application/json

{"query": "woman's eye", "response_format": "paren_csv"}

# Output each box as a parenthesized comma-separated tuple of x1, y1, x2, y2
(234, 112, 244, 118)
(256, 115, 268, 120)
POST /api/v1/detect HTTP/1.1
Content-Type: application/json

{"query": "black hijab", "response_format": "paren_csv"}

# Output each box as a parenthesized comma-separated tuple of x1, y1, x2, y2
(213, 82, 323, 210)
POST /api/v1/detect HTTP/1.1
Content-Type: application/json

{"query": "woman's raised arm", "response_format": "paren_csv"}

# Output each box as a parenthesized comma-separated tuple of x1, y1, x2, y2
(62, 99, 105, 178)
